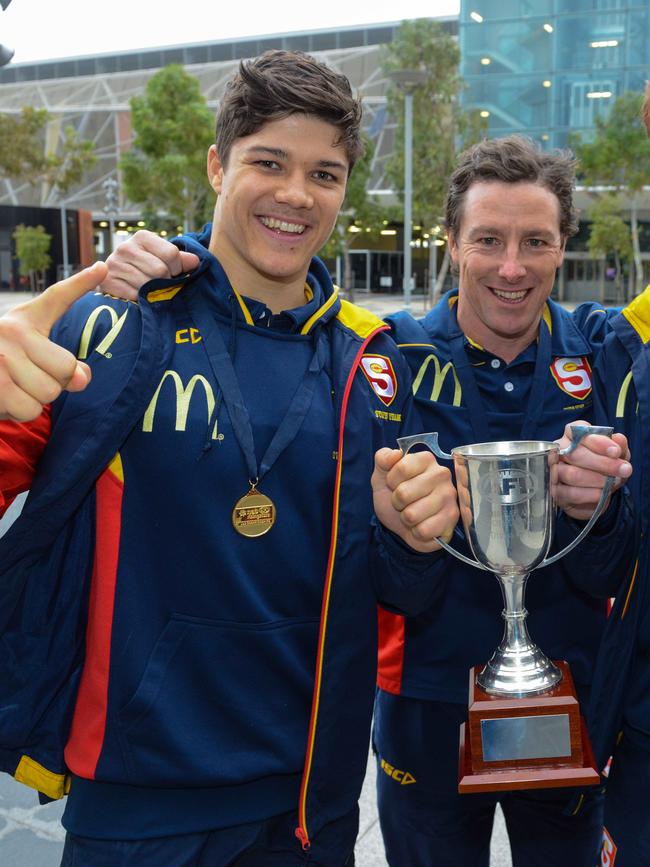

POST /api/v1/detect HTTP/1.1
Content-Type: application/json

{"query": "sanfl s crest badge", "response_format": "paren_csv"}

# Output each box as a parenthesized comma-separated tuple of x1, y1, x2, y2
(360, 355, 398, 407)
(550, 357, 592, 400)
(600, 827, 617, 866)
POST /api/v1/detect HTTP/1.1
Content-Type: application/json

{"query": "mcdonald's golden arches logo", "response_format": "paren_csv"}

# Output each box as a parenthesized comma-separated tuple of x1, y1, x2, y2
(142, 369, 224, 441)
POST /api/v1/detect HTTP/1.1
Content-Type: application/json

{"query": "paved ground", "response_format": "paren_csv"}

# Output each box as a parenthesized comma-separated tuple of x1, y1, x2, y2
(0, 287, 514, 865)
(0, 288, 429, 318)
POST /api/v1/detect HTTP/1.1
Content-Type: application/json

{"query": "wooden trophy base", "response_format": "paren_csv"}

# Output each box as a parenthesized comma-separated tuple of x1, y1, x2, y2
(458, 660, 600, 793)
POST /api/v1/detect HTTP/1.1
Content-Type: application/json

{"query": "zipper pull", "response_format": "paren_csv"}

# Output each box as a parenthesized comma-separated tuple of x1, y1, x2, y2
(294, 826, 311, 851)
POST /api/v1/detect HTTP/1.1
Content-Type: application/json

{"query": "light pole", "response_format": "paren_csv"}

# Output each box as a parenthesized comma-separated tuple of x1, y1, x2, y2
(59, 201, 72, 279)
(102, 177, 119, 254)
(387, 69, 427, 311)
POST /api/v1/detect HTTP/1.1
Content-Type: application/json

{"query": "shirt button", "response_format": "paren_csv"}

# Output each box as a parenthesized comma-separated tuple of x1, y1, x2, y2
(491, 359, 501, 369)
(504, 381, 514, 392)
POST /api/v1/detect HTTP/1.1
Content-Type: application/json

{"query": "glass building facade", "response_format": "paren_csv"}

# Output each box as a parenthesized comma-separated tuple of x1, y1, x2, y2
(460, 0, 650, 149)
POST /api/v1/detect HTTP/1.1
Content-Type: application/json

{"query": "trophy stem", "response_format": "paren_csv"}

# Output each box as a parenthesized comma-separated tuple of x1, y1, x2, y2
(476, 572, 563, 696)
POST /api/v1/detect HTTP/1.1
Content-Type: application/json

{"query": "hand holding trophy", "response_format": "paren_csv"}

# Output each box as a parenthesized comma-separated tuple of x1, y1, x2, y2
(398, 425, 618, 793)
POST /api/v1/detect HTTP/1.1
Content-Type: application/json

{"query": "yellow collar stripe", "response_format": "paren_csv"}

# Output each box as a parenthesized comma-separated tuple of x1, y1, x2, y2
(146, 284, 184, 303)
(231, 287, 255, 326)
(622, 284, 650, 343)
(301, 288, 339, 335)
(616, 370, 634, 419)
(398, 343, 437, 349)
(233, 283, 314, 328)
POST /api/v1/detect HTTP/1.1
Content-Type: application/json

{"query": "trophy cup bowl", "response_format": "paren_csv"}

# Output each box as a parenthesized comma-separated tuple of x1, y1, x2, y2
(454, 439, 562, 696)
(398, 425, 615, 793)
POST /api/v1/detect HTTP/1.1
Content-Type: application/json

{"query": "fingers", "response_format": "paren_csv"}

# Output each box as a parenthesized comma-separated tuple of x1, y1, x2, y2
(555, 426, 632, 520)
(179, 251, 201, 273)
(558, 429, 632, 482)
(388, 452, 449, 510)
(101, 231, 198, 301)
(0, 332, 90, 420)
(373, 447, 404, 476)
(0, 266, 101, 421)
(373, 448, 459, 553)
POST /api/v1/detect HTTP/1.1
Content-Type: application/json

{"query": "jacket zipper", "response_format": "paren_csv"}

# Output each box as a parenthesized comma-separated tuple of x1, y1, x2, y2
(294, 325, 389, 850)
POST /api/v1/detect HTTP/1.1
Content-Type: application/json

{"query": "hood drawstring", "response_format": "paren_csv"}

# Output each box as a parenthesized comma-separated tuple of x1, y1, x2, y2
(199, 293, 239, 457)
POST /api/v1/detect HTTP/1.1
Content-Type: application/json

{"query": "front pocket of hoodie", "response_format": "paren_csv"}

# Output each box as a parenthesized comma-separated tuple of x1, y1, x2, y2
(117, 615, 319, 786)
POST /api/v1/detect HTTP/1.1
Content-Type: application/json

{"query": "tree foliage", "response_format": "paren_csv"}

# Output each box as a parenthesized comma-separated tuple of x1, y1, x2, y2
(382, 19, 485, 294)
(0, 106, 95, 194)
(587, 195, 632, 261)
(319, 135, 384, 298)
(120, 65, 215, 231)
(12, 224, 52, 292)
(586, 194, 633, 299)
(573, 92, 650, 192)
(383, 20, 484, 230)
(572, 91, 650, 294)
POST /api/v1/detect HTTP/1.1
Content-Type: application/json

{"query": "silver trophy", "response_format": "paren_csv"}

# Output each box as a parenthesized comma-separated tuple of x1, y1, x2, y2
(398, 425, 615, 698)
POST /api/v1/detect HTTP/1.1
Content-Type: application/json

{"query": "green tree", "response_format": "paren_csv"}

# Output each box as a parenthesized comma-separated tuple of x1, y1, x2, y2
(572, 91, 650, 296)
(587, 194, 633, 300)
(120, 65, 215, 231)
(0, 106, 95, 194)
(382, 19, 485, 300)
(319, 135, 384, 301)
(12, 224, 52, 293)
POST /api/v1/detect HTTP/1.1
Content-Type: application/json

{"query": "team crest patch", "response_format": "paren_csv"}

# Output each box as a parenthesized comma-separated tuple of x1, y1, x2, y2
(600, 827, 617, 866)
(360, 355, 397, 407)
(550, 357, 592, 400)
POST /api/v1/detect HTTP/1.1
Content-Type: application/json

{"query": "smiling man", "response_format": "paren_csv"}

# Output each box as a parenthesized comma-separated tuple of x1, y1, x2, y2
(101, 128, 635, 867)
(449, 180, 568, 362)
(374, 135, 634, 867)
(0, 51, 461, 866)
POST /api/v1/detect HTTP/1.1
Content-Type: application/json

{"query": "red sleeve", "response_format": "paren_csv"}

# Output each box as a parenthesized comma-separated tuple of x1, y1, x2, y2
(0, 405, 52, 515)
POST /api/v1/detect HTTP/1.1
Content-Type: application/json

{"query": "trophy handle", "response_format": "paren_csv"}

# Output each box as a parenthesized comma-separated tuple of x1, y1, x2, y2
(558, 424, 614, 457)
(396, 432, 491, 571)
(397, 431, 453, 461)
(541, 423, 616, 567)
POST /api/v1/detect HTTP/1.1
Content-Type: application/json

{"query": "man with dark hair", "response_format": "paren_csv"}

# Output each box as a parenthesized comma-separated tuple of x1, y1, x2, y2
(0, 50, 462, 866)
(106, 122, 634, 865)
(586, 82, 650, 867)
(373, 134, 634, 867)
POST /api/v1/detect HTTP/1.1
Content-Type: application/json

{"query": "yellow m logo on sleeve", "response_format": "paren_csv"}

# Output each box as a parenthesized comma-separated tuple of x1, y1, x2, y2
(77, 306, 129, 360)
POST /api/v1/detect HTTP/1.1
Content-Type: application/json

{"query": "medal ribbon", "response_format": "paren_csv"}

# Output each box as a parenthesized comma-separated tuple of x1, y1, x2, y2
(185, 291, 327, 488)
(448, 305, 553, 443)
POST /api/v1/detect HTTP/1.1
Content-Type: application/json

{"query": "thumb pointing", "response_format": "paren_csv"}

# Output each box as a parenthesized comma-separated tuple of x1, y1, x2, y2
(26, 262, 108, 336)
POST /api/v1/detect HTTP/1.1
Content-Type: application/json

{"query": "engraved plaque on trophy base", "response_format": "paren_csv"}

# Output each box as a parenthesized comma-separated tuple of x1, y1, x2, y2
(458, 661, 600, 793)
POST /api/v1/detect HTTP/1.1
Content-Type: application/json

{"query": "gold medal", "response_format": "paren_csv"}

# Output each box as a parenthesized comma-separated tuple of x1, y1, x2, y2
(232, 485, 276, 538)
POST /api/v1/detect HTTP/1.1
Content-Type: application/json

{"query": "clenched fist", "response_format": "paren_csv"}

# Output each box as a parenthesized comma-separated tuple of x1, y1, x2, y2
(372, 448, 459, 553)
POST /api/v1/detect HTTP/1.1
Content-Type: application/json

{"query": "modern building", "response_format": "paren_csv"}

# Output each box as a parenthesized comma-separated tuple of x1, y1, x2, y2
(0, 22, 453, 221)
(0, 6, 648, 296)
(460, 0, 650, 299)
(460, 0, 650, 150)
